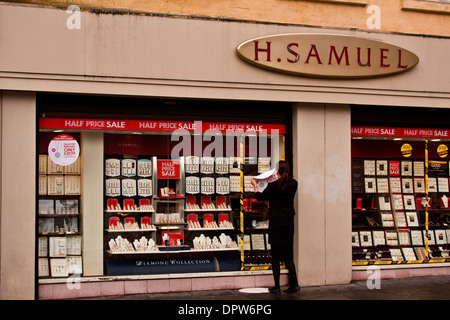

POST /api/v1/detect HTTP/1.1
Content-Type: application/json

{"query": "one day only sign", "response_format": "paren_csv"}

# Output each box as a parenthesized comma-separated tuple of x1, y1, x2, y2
(48, 134, 80, 166)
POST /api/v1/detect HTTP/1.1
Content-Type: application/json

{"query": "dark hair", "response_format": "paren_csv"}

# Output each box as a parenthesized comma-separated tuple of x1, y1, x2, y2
(277, 161, 290, 191)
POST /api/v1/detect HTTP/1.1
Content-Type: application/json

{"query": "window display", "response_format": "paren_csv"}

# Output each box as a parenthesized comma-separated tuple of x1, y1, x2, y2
(38, 134, 83, 278)
(39, 116, 287, 277)
(352, 127, 450, 265)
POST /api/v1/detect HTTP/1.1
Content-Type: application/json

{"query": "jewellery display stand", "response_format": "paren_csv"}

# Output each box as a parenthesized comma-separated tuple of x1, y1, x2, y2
(352, 159, 450, 265)
(103, 156, 245, 275)
(38, 154, 83, 278)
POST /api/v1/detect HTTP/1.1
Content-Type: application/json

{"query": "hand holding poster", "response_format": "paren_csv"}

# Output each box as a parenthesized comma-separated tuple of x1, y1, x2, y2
(253, 168, 278, 192)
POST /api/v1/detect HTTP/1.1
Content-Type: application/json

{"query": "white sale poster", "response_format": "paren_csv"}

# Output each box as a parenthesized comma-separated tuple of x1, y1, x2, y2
(48, 134, 80, 166)
(254, 168, 278, 192)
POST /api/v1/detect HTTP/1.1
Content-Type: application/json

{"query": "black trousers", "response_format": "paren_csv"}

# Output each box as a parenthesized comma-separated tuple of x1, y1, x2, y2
(271, 243, 299, 288)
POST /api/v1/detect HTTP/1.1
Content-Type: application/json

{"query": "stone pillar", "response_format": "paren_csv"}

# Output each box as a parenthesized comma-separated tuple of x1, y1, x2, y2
(292, 102, 352, 286)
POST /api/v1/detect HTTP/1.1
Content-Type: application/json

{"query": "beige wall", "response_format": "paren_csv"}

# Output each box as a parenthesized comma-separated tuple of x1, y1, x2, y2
(80, 132, 104, 276)
(4, 0, 450, 37)
(0, 3, 449, 108)
(0, 92, 36, 300)
(293, 103, 352, 286)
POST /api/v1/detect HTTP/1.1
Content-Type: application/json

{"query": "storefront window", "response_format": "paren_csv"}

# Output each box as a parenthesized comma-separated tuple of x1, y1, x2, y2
(38, 116, 287, 277)
(351, 126, 450, 265)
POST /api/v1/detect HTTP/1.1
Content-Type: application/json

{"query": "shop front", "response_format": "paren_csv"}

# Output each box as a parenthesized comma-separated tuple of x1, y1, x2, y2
(1, 3, 450, 300)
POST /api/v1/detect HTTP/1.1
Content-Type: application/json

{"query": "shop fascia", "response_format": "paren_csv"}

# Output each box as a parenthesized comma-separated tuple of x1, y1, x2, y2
(237, 34, 419, 78)
(40, 117, 285, 158)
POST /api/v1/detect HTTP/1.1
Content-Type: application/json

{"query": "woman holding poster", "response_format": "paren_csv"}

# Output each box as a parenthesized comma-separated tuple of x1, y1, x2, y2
(251, 161, 300, 294)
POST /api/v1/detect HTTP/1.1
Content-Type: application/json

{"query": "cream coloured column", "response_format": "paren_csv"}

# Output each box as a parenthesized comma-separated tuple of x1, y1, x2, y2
(81, 132, 104, 276)
(292, 102, 352, 286)
(0, 92, 36, 299)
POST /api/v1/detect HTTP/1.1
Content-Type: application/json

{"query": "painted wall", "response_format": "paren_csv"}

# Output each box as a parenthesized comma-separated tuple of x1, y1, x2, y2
(3, 0, 450, 36)
(0, 3, 449, 108)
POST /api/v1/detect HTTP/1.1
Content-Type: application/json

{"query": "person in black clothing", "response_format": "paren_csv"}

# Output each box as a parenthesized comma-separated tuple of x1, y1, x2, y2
(251, 161, 300, 294)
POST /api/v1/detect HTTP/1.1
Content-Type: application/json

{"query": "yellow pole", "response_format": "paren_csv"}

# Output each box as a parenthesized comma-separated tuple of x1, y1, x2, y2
(425, 139, 429, 260)
(240, 134, 245, 269)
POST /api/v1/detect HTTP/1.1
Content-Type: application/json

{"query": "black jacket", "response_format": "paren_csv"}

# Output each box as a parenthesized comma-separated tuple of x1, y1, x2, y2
(255, 178, 298, 220)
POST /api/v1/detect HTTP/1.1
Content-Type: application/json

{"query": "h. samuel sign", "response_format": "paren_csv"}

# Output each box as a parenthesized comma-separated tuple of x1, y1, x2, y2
(236, 34, 419, 79)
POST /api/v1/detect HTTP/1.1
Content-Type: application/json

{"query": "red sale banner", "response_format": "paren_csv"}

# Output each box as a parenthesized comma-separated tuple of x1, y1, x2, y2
(39, 117, 286, 134)
(157, 160, 180, 179)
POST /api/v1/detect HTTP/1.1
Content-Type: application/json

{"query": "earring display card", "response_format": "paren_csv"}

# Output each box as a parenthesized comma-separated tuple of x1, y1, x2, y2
(390, 248, 404, 261)
(106, 178, 121, 197)
(403, 195, 415, 210)
(39, 237, 48, 257)
(428, 177, 437, 192)
(359, 231, 372, 247)
(405, 211, 419, 227)
(47, 156, 64, 174)
(244, 176, 256, 192)
(393, 194, 404, 210)
(411, 230, 424, 246)
(201, 177, 215, 195)
(39, 175, 48, 195)
(373, 230, 386, 246)
(413, 161, 424, 176)
(423, 230, 435, 245)
(121, 179, 137, 197)
(185, 156, 200, 174)
(216, 177, 230, 195)
(47, 175, 64, 195)
(137, 159, 152, 177)
(376, 160, 388, 176)
(215, 157, 229, 174)
(50, 258, 68, 277)
(401, 161, 412, 176)
(364, 178, 376, 193)
(39, 258, 50, 277)
(258, 157, 271, 174)
(438, 177, 449, 193)
(105, 159, 121, 177)
(414, 178, 425, 193)
(137, 179, 152, 197)
(66, 236, 82, 255)
(64, 158, 81, 175)
(398, 230, 411, 246)
(39, 154, 48, 174)
(395, 211, 407, 228)
(200, 157, 214, 174)
(64, 175, 81, 195)
(364, 160, 375, 176)
(381, 213, 394, 227)
(401, 247, 417, 261)
(389, 177, 402, 193)
(229, 176, 240, 193)
(402, 178, 413, 194)
(435, 229, 447, 244)
(229, 157, 241, 174)
(378, 196, 391, 211)
(415, 247, 427, 260)
(49, 237, 67, 257)
(386, 230, 399, 246)
(352, 232, 360, 246)
(377, 178, 389, 193)
(67, 256, 83, 274)
(122, 159, 136, 177)
(186, 176, 200, 194)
